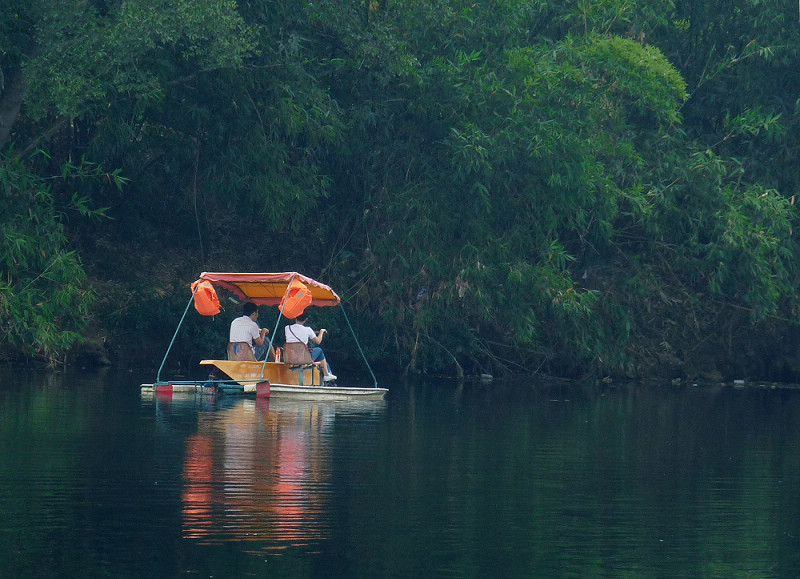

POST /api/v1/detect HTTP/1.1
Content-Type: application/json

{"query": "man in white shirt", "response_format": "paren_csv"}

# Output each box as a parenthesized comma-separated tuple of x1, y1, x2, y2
(228, 302, 271, 361)
(284, 312, 337, 381)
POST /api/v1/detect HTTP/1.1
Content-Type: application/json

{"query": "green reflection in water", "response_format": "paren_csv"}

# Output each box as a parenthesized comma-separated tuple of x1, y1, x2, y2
(1, 370, 800, 578)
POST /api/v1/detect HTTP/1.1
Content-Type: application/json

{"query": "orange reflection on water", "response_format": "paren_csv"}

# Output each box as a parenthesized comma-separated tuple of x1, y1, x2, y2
(182, 435, 214, 538)
(181, 399, 334, 548)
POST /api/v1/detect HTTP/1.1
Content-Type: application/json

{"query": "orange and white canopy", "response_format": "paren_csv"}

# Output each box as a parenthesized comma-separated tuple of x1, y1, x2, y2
(197, 272, 341, 308)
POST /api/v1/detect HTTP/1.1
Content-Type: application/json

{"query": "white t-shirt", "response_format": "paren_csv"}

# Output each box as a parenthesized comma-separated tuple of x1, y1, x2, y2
(230, 315, 260, 346)
(285, 323, 316, 344)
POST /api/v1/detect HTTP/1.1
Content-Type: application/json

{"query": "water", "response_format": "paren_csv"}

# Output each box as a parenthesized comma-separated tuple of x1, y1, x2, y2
(1, 368, 800, 578)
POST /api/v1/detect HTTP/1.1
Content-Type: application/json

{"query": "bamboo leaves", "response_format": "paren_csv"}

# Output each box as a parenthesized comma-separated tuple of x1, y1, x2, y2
(0, 156, 94, 364)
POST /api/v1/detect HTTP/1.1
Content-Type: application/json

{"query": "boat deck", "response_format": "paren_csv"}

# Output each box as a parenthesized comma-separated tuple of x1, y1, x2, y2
(141, 359, 387, 400)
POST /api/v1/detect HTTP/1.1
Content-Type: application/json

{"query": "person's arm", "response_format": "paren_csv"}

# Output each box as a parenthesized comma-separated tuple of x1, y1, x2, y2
(254, 327, 269, 346)
(311, 328, 326, 345)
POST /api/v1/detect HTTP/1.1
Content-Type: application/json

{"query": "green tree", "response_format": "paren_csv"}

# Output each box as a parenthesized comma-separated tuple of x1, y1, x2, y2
(0, 154, 121, 364)
(3, 0, 800, 380)
(320, 0, 800, 378)
(0, 0, 256, 362)
(317, 0, 689, 375)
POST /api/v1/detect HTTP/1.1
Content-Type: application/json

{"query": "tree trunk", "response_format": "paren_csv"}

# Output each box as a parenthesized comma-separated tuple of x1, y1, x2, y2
(0, 67, 27, 150)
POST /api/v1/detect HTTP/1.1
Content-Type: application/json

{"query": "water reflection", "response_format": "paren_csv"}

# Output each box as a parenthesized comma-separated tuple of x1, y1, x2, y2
(177, 396, 386, 549)
(6, 369, 800, 577)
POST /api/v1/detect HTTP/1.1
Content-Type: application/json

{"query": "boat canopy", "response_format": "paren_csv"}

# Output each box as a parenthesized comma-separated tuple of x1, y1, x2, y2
(198, 272, 341, 308)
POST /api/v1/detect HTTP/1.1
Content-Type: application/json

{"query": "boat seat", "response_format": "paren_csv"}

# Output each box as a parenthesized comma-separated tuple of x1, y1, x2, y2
(283, 342, 318, 386)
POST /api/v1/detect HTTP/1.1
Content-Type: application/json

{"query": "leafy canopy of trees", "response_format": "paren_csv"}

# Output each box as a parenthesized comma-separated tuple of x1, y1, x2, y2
(2, 0, 799, 379)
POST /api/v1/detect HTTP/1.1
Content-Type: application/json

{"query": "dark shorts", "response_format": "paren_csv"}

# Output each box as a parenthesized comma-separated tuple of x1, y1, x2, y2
(311, 347, 325, 362)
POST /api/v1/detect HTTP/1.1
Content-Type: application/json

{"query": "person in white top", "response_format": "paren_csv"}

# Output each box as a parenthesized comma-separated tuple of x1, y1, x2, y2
(228, 302, 272, 361)
(284, 312, 337, 381)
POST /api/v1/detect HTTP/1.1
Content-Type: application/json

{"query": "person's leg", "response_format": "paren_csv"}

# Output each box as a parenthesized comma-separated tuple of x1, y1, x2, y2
(254, 342, 267, 361)
(312, 347, 335, 379)
(254, 342, 277, 361)
(311, 347, 327, 374)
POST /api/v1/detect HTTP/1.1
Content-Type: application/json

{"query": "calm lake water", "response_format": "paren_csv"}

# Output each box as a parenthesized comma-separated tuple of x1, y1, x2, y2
(1, 367, 800, 578)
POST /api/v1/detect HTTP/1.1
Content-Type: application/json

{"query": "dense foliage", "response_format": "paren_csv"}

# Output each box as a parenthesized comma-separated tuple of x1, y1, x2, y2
(2, 0, 800, 380)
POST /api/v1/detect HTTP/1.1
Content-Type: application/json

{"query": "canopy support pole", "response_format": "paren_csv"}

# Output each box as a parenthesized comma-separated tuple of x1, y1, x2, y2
(260, 273, 296, 378)
(339, 303, 378, 389)
(156, 287, 198, 384)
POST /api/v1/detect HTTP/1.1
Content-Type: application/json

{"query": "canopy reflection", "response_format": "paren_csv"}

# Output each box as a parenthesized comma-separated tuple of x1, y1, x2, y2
(179, 398, 386, 549)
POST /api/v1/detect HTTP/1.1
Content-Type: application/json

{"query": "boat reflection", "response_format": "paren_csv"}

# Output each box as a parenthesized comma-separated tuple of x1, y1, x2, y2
(181, 397, 386, 549)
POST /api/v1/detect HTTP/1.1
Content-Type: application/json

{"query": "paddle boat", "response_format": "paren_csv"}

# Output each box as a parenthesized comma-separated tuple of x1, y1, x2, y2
(141, 272, 388, 400)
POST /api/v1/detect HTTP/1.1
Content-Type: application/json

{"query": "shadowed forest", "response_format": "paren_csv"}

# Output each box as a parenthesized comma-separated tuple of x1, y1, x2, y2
(3, 0, 800, 382)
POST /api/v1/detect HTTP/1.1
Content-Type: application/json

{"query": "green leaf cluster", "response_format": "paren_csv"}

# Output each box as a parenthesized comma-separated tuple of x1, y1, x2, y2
(0, 155, 94, 364)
